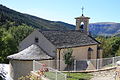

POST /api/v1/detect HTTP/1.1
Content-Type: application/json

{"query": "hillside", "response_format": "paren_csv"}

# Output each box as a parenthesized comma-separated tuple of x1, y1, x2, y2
(1, 5, 120, 36)
(89, 22, 120, 36)
(0, 5, 75, 30)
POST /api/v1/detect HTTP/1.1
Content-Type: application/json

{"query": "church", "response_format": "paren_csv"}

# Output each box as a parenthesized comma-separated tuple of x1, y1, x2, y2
(7, 13, 102, 79)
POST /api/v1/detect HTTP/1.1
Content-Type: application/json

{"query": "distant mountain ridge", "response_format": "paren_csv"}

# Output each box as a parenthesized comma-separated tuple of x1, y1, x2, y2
(89, 22, 120, 36)
(0, 5, 120, 36)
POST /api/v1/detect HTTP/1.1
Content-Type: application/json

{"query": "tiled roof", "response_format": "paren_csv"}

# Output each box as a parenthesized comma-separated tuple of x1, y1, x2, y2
(7, 44, 53, 60)
(41, 30, 100, 48)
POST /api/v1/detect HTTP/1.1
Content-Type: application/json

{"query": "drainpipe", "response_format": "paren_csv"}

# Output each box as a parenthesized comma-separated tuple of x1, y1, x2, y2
(58, 49, 61, 71)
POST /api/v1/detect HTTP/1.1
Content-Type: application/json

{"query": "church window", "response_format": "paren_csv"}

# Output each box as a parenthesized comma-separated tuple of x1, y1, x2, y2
(80, 22, 84, 30)
(88, 47, 93, 59)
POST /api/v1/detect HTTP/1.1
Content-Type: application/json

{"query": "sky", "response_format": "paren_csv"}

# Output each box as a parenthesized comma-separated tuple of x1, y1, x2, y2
(0, 0, 120, 25)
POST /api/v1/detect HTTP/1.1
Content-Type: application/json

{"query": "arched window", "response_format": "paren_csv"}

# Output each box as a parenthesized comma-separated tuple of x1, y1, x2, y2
(80, 22, 84, 30)
(97, 47, 102, 59)
(88, 47, 93, 59)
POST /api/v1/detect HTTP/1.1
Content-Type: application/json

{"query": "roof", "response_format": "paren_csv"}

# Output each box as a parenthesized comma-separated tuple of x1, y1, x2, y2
(40, 30, 100, 48)
(7, 44, 53, 60)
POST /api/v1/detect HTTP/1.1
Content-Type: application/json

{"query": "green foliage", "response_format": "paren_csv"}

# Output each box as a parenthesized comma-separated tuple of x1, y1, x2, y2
(96, 36, 120, 57)
(116, 47, 120, 56)
(63, 48, 73, 65)
(108, 37, 120, 56)
(0, 28, 18, 63)
(8, 24, 34, 44)
(0, 24, 34, 63)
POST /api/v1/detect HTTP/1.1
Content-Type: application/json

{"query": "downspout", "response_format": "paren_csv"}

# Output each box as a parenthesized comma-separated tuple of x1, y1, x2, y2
(58, 49, 61, 71)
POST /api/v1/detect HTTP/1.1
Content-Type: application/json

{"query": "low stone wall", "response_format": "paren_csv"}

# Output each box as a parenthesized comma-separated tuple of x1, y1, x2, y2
(62, 66, 117, 73)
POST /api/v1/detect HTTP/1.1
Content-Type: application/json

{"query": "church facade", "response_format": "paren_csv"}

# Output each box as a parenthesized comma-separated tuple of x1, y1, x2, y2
(7, 14, 102, 79)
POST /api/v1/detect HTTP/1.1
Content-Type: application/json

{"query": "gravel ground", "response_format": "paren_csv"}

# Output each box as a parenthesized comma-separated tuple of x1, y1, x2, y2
(90, 69, 116, 80)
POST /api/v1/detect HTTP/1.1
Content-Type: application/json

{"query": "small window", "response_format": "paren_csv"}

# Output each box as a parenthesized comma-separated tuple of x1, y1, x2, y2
(35, 37, 39, 43)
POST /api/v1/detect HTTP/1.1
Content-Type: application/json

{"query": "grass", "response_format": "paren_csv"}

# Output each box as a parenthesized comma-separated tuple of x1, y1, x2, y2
(65, 72, 93, 80)
(44, 72, 66, 80)
(44, 72, 93, 80)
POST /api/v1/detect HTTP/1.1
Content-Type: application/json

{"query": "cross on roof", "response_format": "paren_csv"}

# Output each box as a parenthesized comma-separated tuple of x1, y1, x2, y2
(81, 6, 84, 16)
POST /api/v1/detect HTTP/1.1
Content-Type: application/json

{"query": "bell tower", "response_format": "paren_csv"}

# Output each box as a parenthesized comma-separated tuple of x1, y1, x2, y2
(75, 7, 90, 35)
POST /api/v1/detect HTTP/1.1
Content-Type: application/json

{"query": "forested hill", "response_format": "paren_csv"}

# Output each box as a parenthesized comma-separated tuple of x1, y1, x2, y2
(1, 5, 120, 36)
(0, 5, 75, 30)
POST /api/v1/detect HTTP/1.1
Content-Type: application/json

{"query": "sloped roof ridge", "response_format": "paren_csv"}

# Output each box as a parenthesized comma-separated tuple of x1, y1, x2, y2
(38, 30, 99, 48)
(7, 44, 53, 60)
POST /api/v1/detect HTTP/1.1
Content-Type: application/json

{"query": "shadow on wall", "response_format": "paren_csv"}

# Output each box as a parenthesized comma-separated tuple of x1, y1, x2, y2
(76, 61, 88, 70)
(64, 61, 88, 71)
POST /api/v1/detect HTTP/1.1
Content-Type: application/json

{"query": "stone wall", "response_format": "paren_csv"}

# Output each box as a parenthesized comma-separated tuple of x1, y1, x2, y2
(10, 60, 33, 80)
(56, 45, 99, 70)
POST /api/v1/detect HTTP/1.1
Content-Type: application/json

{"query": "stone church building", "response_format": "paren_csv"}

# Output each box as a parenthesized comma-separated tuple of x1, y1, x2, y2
(7, 14, 102, 79)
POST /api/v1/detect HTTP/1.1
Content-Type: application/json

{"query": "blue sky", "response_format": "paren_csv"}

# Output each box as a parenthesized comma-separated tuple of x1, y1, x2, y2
(1, 0, 120, 24)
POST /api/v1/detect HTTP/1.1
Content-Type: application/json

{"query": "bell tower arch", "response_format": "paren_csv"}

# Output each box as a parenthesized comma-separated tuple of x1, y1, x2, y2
(75, 7, 90, 35)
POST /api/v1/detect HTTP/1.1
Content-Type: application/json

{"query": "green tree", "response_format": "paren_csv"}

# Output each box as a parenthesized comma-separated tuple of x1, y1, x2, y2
(0, 25, 34, 63)
(116, 47, 120, 56)
(1, 21, 15, 30)
(63, 48, 73, 77)
(109, 37, 120, 56)
(0, 28, 17, 63)
(96, 36, 111, 57)
(96, 36, 120, 58)
(8, 24, 34, 45)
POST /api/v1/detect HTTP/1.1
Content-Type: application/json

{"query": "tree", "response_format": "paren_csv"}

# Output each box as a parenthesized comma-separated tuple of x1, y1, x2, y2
(116, 47, 120, 56)
(96, 36, 111, 57)
(96, 36, 120, 58)
(0, 28, 17, 63)
(63, 48, 73, 77)
(109, 37, 120, 56)
(8, 24, 34, 45)
(0, 25, 34, 63)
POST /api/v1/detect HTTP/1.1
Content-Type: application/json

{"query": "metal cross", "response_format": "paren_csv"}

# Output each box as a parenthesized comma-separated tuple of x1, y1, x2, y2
(81, 6, 84, 16)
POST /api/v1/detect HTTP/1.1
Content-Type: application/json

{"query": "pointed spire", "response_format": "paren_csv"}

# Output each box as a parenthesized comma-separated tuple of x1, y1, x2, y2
(81, 6, 84, 16)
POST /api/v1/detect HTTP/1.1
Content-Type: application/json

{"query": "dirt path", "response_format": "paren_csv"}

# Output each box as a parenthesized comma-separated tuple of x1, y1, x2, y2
(90, 69, 116, 80)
